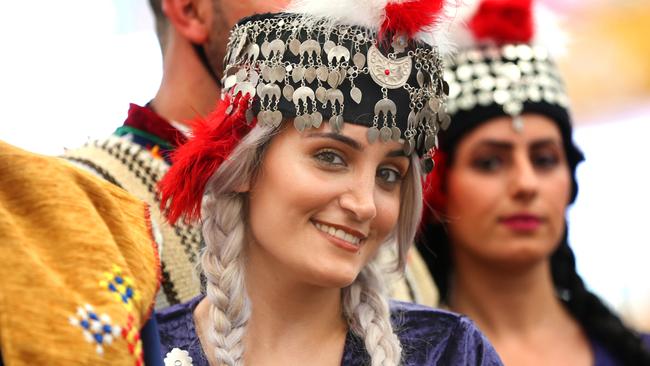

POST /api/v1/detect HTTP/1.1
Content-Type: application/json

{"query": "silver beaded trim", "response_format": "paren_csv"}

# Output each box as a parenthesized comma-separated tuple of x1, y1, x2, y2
(444, 43, 569, 119)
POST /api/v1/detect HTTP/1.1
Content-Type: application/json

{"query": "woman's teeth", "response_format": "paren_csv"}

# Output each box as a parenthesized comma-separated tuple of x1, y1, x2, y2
(314, 222, 361, 246)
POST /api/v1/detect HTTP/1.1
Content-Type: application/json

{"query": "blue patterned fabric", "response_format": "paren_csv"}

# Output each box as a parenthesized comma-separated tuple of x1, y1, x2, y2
(156, 296, 503, 365)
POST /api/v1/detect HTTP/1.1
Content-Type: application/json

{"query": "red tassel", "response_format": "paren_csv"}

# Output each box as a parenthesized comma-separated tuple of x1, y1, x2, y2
(420, 151, 448, 229)
(469, 0, 534, 44)
(380, 0, 446, 40)
(158, 94, 255, 224)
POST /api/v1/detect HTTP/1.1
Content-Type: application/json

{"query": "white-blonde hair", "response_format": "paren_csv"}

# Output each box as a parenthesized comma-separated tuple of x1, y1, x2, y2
(200, 121, 422, 366)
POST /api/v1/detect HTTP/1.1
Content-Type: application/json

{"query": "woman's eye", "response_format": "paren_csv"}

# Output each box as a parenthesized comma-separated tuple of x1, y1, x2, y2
(532, 153, 559, 170)
(377, 167, 401, 184)
(314, 150, 346, 167)
(472, 156, 503, 172)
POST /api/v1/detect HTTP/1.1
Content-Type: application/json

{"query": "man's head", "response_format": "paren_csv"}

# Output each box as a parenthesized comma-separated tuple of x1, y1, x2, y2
(149, 0, 290, 83)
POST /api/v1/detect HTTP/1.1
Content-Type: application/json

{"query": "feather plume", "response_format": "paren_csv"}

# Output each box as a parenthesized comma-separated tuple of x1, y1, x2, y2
(286, 0, 454, 50)
(380, 0, 446, 39)
(446, 0, 568, 57)
(158, 95, 254, 224)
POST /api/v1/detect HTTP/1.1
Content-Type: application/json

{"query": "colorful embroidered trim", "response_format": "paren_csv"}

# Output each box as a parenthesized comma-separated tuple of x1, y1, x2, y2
(122, 313, 144, 366)
(69, 304, 122, 355)
(100, 265, 141, 312)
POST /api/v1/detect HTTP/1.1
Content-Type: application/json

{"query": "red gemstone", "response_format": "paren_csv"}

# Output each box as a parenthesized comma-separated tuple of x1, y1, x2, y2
(384, 69, 390, 75)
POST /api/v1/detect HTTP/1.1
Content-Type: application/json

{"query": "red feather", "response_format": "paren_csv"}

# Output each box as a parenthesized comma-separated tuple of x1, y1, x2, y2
(158, 94, 255, 224)
(420, 150, 448, 230)
(469, 0, 534, 44)
(380, 0, 446, 40)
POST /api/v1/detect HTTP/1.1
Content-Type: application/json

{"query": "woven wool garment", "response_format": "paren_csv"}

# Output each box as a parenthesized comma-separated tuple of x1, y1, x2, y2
(0, 141, 160, 366)
(63, 134, 203, 310)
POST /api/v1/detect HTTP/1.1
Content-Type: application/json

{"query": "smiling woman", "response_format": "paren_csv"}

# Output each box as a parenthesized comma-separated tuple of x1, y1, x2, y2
(152, 1, 503, 365)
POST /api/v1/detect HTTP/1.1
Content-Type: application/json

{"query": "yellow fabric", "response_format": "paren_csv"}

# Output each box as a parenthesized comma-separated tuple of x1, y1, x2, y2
(0, 141, 160, 366)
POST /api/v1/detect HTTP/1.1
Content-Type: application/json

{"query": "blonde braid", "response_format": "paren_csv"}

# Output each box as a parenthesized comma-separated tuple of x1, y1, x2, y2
(201, 194, 249, 366)
(343, 262, 402, 366)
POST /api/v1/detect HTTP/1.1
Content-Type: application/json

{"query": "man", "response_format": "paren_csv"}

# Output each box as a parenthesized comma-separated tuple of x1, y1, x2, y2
(63, 0, 289, 309)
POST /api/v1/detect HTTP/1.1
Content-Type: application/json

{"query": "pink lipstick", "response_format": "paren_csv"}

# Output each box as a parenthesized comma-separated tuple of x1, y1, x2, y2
(500, 214, 542, 232)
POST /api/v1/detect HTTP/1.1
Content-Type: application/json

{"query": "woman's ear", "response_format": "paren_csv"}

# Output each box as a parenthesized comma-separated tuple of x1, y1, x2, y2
(162, 0, 212, 44)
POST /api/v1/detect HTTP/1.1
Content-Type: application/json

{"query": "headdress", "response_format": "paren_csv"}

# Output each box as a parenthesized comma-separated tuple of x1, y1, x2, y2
(423, 0, 584, 214)
(441, 0, 577, 146)
(160, 0, 455, 224)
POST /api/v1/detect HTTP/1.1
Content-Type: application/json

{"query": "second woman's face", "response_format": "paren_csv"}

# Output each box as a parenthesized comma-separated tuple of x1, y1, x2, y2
(445, 115, 571, 268)
(246, 122, 410, 288)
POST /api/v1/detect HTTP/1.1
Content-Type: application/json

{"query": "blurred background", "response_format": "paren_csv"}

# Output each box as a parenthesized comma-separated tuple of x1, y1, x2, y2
(0, 0, 648, 329)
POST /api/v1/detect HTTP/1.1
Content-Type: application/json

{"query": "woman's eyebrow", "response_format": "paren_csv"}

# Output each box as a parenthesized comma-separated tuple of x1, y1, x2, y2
(305, 132, 362, 151)
(530, 138, 561, 149)
(387, 149, 406, 158)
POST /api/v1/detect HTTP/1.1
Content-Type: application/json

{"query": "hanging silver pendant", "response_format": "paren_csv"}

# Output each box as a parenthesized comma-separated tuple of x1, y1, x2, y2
(311, 112, 323, 128)
(270, 110, 283, 128)
(391, 127, 401, 142)
(289, 39, 301, 56)
(282, 84, 295, 101)
(323, 40, 336, 54)
(315, 86, 327, 104)
(374, 98, 397, 117)
(407, 110, 417, 129)
(327, 71, 340, 88)
(327, 45, 351, 64)
(305, 67, 317, 84)
(353, 52, 366, 69)
(329, 115, 344, 133)
(379, 126, 392, 142)
(292, 67, 305, 83)
(316, 66, 329, 82)
(367, 127, 380, 143)
(269, 39, 286, 57)
(300, 40, 321, 58)
(261, 40, 271, 59)
(403, 138, 415, 155)
(350, 87, 362, 104)
(294, 115, 307, 132)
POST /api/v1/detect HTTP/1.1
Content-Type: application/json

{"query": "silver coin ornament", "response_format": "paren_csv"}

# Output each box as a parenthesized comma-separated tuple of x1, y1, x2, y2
(379, 126, 392, 142)
(367, 127, 380, 143)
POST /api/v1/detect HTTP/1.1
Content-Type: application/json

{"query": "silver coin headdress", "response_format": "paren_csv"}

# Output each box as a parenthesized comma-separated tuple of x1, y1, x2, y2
(441, 0, 573, 145)
(220, 0, 455, 171)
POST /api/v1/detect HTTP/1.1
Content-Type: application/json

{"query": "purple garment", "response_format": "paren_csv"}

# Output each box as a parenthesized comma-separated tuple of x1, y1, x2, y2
(592, 333, 650, 366)
(156, 296, 503, 365)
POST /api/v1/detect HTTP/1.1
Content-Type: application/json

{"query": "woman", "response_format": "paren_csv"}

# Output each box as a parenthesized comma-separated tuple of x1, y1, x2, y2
(418, 0, 650, 365)
(154, 1, 502, 365)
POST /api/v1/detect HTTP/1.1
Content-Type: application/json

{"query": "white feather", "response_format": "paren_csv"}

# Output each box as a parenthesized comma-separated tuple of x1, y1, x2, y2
(443, 0, 568, 59)
(286, 0, 389, 30)
(286, 0, 459, 55)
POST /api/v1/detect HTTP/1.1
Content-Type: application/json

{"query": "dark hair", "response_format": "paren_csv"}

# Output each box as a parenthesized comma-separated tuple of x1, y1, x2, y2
(417, 164, 650, 365)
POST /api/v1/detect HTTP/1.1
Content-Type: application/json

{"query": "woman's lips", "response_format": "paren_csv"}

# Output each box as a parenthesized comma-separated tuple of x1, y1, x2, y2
(499, 214, 543, 231)
(312, 220, 366, 253)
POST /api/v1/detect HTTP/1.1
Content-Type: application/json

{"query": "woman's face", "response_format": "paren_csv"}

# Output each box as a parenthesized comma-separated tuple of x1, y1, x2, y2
(445, 114, 571, 268)
(246, 122, 410, 288)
